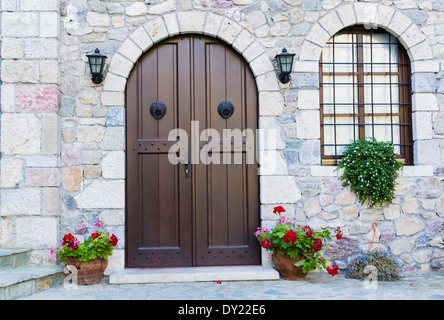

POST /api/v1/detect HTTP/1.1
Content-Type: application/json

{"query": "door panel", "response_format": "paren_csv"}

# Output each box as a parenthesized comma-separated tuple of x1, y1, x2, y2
(126, 35, 259, 268)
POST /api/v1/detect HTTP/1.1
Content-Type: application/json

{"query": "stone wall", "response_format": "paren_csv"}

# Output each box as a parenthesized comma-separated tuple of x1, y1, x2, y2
(0, 0, 443, 273)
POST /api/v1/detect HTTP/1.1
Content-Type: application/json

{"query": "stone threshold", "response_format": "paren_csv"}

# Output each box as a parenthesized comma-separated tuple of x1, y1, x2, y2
(109, 265, 280, 284)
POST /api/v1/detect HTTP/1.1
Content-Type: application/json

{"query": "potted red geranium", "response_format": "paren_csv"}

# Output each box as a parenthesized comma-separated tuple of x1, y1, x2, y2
(255, 206, 341, 280)
(51, 222, 118, 285)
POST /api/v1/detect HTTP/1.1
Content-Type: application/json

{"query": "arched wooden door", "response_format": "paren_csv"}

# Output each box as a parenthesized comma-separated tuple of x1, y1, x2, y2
(126, 35, 260, 268)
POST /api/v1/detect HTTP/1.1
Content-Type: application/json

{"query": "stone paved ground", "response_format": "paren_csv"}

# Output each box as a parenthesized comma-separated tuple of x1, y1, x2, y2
(18, 271, 444, 300)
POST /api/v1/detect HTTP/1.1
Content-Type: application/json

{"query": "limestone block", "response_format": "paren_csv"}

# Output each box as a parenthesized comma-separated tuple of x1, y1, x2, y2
(318, 11, 343, 36)
(204, 13, 224, 37)
(388, 11, 413, 37)
(388, 237, 415, 255)
(86, 11, 111, 27)
(383, 204, 401, 220)
(269, 22, 291, 37)
(412, 93, 438, 111)
(218, 19, 242, 44)
(395, 217, 425, 236)
(76, 126, 105, 143)
(304, 199, 321, 217)
(103, 73, 126, 92)
(101, 92, 125, 107)
(412, 112, 433, 140)
(299, 41, 322, 61)
(1, 38, 24, 59)
(354, 2, 378, 26)
(163, 13, 180, 36)
(336, 4, 357, 27)
(62, 167, 83, 191)
(99, 209, 125, 226)
(177, 11, 206, 34)
(402, 165, 433, 177)
(0, 158, 23, 188)
(40, 12, 59, 38)
(296, 110, 320, 139)
(338, 205, 359, 220)
(25, 168, 60, 187)
(360, 208, 383, 222)
(42, 188, 60, 216)
(1, 188, 41, 216)
(259, 91, 284, 116)
(74, 180, 125, 209)
(256, 72, 280, 92)
(102, 151, 125, 179)
(1, 114, 41, 155)
(42, 113, 60, 155)
(258, 150, 288, 175)
(400, 23, 426, 49)
(2, 12, 39, 37)
(148, 0, 176, 15)
(125, 2, 147, 16)
(144, 17, 168, 43)
(117, 38, 143, 63)
(250, 53, 274, 77)
(15, 217, 58, 248)
(305, 23, 330, 47)
(242, 40, 265, 63)
(17, 85, 60, 113)
(375, 3, 396, 27)
(24, 38, 58, 59)
(245, 11, 266, 29)
(415, 140, 441, 164)
(258, 117, 286, 150)
(1, 61, 39, 84)
(41, 61, 59, 84)
(100, 127, 125, 151)
(260, 176, 301, 204)
(335, 192, 356, 206)
(232, 29, 255, 53)
(298, 89, 319, 110)
(84, 165, 101, 179)
(1, 85, 16, 113)
(61, 143, 82, 166)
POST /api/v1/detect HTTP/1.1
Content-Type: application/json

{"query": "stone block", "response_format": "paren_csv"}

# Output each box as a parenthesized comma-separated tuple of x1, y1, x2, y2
(15, 217, 58, 248)
(148, 0, 176, 15)
(395, 217, 425, 236)
(290, 73, 319, 89)
(412, 73, 436, 93)
(318, 11, 343, 36)
(408, 41, 433, 61)
(258, 150, 288, 175)
(388, 11, 412, 37)
(74, 180, 125, 209)
(232, 29, 255, 53)
(62, 167, 83, 191)
(40, 61, 59, 84)
(413, 93, 438, 112)
(103, 73, 127, 92)
(255, 72, 280, 92)
(40, 12, 59, 38)
(305, 23, 330, 47)
(400, 23, 426, 49)
(218, 19, 242, 44)
(1, 189, 41, 216)
(42, 113, 60, 155)
(299, 41, 322, 62)
(243, 40, 265, 63)
(1, 114, 41, 155)
(86, 11, 111, 27)
(118, 38, 143, 63)
(76, 126, 105, 143)
(388, 238, 415, 255)
(42, 188, 60, 216)
(83, 165, 101, 179)
(106, 107, 125, 126)
(177, 11, 206, 34)
(17, 85, 60, 113)
(24, 38, 58, 59)
(1, 38, 24, 59)
(125, 2, 147, 16)
(402, 165, 433, 177)
(336, 4, 356, 27)
(298, 89, 319, 110)
(415, 140, 441, 164)
(260, 176, 301, 204)
(2, 12, 39, 37)
(338, 205, 359, 220)
(100, 127, 125, 151)
(383, 204, 401, 220)
(304, 199, 321, 217)
(259, 91, 284, 116)
(412, 112, 433, 140)
(1, 61, 40, 84)
(250, 53, 274, 77)
(61, 142, 82, 166)
(25, 168, 60, 187)
(296, 110, 320, 139)
(102, 151, 125, 179)
(204, 13, 224, 36)
(163, 13, 180, 37)
(0, 158, 23, 188)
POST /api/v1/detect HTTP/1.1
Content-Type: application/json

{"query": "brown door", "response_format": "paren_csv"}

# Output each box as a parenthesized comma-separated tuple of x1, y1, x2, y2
(126, 35, 260, 268)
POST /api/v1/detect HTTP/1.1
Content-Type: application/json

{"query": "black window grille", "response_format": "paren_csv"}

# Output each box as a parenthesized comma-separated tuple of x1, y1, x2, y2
(320, 26, 413, 165)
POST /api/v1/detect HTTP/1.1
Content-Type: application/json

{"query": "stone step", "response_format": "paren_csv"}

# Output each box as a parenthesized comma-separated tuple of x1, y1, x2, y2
(0, 248, 31, 269)
(0, 265, 65, 300)
(109, 265, 280, 284)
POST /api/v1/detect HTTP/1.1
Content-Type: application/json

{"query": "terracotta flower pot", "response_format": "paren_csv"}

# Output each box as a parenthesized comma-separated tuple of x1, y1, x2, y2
(65, 257, 108, 285)
(272, 249, 308, 280)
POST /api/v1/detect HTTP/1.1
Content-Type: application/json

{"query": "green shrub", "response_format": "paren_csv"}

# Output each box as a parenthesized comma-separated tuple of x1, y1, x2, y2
(344, 250, 403, 281)
(337, 137, 403, 208)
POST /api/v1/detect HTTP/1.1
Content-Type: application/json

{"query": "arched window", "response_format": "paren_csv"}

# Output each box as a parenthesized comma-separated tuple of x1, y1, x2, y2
(320, 26, 413, 165)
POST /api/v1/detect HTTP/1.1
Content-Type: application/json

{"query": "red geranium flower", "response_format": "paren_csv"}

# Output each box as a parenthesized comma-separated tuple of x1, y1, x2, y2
(273, 206, 286, 214)
(302, 225, 313, 238)
(283, 230, 298, 244)
(91, 232, 101, 239)
(63, 233, 75, 244)
(335, 226, 342, 240)
(260, 238, 272, 249)
(312, 238, 322, 252)
(109, 234, 118, 247)
(327, 265, 339, 276)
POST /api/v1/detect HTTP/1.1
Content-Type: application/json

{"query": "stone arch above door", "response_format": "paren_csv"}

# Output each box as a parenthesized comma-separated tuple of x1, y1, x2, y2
(101, 11, 281, 109)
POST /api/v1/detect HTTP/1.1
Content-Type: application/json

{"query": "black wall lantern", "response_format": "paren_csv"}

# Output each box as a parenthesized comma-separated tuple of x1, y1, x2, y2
(87, 48, 107, 84)
(275, 48, 295, 84)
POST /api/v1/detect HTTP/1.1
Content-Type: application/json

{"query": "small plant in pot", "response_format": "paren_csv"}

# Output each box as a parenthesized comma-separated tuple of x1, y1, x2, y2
(255, 206, 341, 280)
(51, 222, 118, 285)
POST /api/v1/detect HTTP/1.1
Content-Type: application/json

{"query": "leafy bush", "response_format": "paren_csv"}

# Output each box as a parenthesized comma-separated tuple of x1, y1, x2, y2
(344, 250, 403, 281)
(337, 137, 402, 208)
